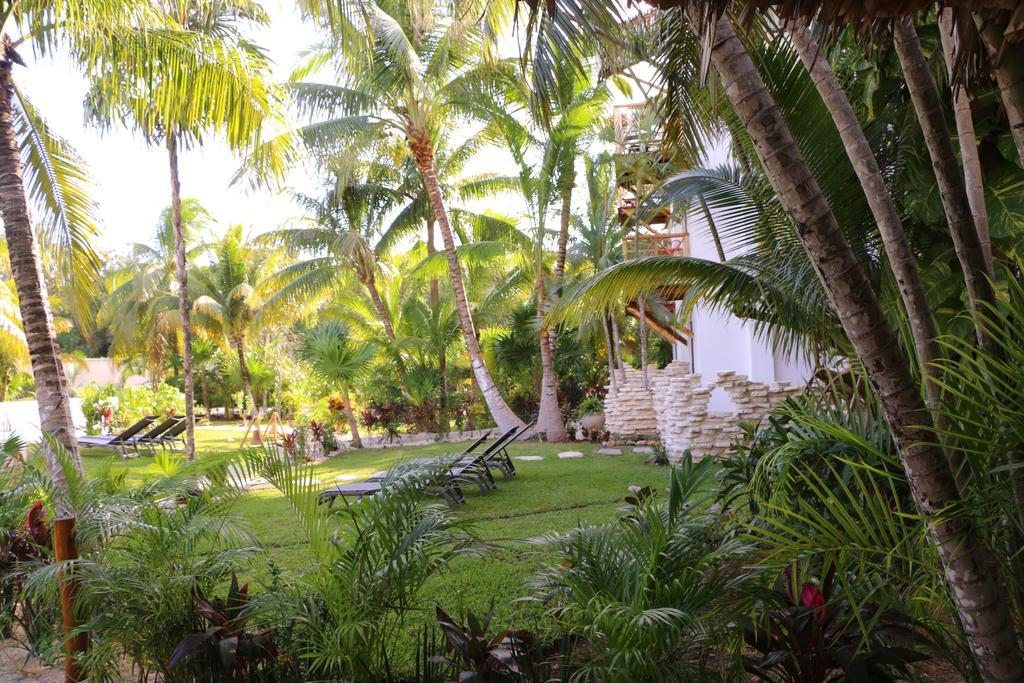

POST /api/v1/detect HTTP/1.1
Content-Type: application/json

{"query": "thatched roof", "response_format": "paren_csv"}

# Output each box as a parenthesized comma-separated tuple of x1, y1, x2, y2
(732, 0, 1016, 22)
(644, 0, 1023, 80)
(648, 0, 1020, 20)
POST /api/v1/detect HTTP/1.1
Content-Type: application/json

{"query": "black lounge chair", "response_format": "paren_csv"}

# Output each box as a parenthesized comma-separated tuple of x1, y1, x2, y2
(318, 477, 465, 510)
(418, 432, 497, 492)
(464, 421, 535, 481)
(78, 416, 157, 455)
(405, 456, 495, 494)
(127, 416, 184, 455)
(148, 418, 189, 452)
(361, 433, 493, 489)
(317, 426, 537, 509)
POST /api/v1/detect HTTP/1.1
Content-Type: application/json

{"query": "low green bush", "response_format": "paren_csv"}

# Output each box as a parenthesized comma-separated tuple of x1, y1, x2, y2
(80, 382, 188, 434)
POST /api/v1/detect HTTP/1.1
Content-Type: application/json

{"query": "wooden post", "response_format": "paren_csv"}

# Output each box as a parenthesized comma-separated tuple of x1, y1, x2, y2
(264, 411, 281, 444)
(53, 516, 87, 682)
(240, 414, 262, 448)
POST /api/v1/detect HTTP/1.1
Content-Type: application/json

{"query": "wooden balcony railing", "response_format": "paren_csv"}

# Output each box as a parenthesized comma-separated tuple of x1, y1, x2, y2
(613, 103, 662, 155)
(622, 231, 690, 259)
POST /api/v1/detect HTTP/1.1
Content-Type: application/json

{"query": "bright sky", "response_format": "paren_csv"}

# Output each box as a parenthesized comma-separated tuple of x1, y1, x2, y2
(18, 1, 319, 255)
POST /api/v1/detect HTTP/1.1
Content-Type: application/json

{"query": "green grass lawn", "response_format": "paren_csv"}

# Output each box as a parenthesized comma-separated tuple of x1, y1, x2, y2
(78, 427, 669, 664)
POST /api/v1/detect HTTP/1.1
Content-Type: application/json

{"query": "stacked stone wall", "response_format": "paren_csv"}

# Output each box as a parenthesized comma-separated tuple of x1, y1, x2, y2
(604, 360, 802, 459)
(603, 367, 659, 436)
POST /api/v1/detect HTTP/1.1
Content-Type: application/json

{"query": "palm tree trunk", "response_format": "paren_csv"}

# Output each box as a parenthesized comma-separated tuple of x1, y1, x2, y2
(547, 181, 575, 357)
(555, 182, 573, 285)
(603, 316, 618, 396)
(697, 195, 726, 262)
(426, 216, 440, 307)
(533, 196, 569, 442)
(610, 313, 626, 384)
(365, 276, 396, 341)
(893, 18, 996, 353)
(637, 297, 649, 390)
(0, 365, 10, 402)
(233, 335, 257, 421)
(974, 10, 1024, 169)
(787, 24, 944, 411)
(200, 374, 210, 422)
(341, 389, 362, 448)
(939, 11, 994, 275)
(698, 13, 1023, 681)
(364, 273, 410, 394)
(466, 371, 478, 431)
(537, 325, 566, 441)
(0, 60, 80, 488)
(426, 217, 447, 428)
(166, 132, 197, 461)
(438, 348, 448, 430)
(407, 127, 525, 433)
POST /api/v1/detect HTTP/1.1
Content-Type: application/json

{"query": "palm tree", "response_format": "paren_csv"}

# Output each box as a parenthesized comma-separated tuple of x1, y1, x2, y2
(937, 9, 993, 275)
(400, 291, 461, 431)
(727, 17, 1019, 679)
(507, 64, 610, 304)
(972, 8, 1024, 169)
(461, 69, 606, 440)
(368, 134, 520, 414)
(528, 4, 1024, 678)
(785, 25, 944, 414)
(86, 0, 284, 461)
(101, 200, 213, 388)
(300, 321, 376, 448)
(272, 0, 526, 433)
(192, 225, 268, 422)
(570, 155, 627, 391)
(191, 336, 221, 421)
(262, 176, 403, 344)
(892, 17, 995, 354)
(0, 2, 126, 483)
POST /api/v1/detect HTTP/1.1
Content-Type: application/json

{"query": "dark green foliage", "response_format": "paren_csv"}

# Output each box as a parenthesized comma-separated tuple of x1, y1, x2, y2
(528, 455, 750, 681)
(743, 564, 931, 683)
(168, 573, 284, 681)
(647, 442, 671, 466)
(252, 457, 479, 681)
(431, 602, 556, 683)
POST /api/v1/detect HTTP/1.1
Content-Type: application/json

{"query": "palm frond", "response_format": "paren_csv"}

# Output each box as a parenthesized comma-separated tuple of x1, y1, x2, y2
(12, 89, 103, 327)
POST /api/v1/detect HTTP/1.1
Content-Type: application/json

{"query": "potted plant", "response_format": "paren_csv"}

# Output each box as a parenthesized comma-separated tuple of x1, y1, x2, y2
(578, 396, 605, 432)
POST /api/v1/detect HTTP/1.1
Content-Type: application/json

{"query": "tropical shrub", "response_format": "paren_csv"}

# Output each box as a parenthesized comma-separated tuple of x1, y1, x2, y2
(0, 501, 53, 649)
(718, 374, 904, 517)
(648, 441, 670, 466)
(529, 456, 751, 681)
(78, 382, 118, 434)
(254, 458, 477, 681)
(576, 396, 603, 416)
(743, 562, 932, 683)
(361, 400, 407, 441)
(431, 603, 563, 683)
(727, 375, 970, 676)
(232, 390, 249, 418)
(20, 442, 260, 682)
(168, 573, 285, 681)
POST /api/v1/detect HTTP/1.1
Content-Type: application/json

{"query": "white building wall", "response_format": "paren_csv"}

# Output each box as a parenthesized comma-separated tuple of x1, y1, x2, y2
(64, 358, 149, 389)
(672, 138, 813, 392)
(603, 136, 814, 449)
